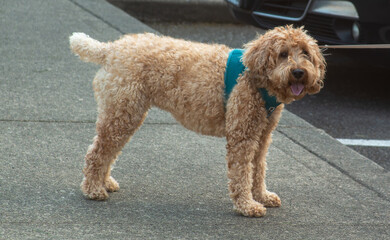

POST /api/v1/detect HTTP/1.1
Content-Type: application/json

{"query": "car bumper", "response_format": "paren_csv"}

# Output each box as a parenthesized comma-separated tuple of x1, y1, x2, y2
(226, 0, 390, 45)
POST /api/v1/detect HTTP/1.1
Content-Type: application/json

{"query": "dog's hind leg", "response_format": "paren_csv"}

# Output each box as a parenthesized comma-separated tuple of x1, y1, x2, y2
(81, 80, 150, 200)
(251, 106, 283, 207)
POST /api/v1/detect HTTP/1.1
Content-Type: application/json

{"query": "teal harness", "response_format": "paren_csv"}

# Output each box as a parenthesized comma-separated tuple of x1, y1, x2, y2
(224, 49, 281, 117)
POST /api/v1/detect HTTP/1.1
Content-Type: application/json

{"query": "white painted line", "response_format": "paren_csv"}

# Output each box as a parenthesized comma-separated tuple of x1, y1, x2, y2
(337, 139, 390, 147)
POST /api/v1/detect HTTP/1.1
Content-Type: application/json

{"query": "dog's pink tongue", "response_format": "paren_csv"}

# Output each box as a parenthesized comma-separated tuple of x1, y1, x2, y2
(291, 83, 304, 96)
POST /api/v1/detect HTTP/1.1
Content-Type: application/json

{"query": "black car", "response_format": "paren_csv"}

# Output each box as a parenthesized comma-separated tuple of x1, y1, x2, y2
(225, 0, 390, 45)
(225, 0, 390, 68)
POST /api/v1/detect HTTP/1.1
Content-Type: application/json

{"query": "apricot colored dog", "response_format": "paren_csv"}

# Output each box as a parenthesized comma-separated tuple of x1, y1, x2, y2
(70, 25, 325, 217)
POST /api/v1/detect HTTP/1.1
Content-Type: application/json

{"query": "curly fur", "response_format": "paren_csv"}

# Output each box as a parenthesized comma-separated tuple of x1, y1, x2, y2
(70, 25, 325, 217)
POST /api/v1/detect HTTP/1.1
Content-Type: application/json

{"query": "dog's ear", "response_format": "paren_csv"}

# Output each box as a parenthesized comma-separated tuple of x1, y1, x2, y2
(242, 34, 275, 78)
(315, 47, 326, 90)
(308, 45, 327, 94)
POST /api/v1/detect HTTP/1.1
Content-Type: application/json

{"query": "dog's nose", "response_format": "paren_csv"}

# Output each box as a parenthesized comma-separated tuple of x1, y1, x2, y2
(292, 69, 305, 79)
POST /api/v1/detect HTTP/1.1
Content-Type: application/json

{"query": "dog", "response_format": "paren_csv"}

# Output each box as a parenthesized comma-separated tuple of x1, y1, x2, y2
(69, 25, 325, 217)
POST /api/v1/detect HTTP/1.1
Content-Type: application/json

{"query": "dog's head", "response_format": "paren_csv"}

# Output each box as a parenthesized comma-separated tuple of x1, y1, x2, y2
(243, 25, 326, 103)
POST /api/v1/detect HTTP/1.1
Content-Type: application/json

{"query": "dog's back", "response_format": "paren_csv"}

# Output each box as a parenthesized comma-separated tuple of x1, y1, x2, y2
(70, 33, 230, 137)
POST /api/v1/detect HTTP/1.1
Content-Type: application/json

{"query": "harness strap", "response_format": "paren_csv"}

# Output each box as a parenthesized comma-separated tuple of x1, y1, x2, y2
(224, 49, 281, 117)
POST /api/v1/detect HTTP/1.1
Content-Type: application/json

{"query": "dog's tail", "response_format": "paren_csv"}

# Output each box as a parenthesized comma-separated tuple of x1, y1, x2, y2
(69, 32, 108, 65)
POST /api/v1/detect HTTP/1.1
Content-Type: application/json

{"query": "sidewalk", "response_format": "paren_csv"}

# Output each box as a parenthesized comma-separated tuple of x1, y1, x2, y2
(1, 0, 389, 239)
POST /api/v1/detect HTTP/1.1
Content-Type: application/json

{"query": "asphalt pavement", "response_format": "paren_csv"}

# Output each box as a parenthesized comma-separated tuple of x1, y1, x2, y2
(1, 0, 390, 239)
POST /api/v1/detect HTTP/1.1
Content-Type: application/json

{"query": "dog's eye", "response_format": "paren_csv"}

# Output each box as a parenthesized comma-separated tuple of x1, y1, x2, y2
(302, 49, 310, 57)
(279, 51, 288, 58)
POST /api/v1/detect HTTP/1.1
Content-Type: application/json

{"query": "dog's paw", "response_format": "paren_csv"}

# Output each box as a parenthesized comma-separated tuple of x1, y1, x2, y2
(104, 176, 120, 192)
(234, 200, 267, 217)
(81, 178, 109, 200)
(254, 191, 281, 208)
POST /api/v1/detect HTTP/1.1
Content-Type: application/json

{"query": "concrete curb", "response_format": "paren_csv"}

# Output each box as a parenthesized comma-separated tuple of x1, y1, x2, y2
(71, 0, 158, 34)
(279, 112, 390, 203)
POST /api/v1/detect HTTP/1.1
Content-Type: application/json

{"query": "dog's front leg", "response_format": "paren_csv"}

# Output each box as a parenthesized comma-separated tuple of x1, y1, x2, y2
(251, 105, 283, 208)
(226, 138, 267, 217)
(225, 82, 270, 217)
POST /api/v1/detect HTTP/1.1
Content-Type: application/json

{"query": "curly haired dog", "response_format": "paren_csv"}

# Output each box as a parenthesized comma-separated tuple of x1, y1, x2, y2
(69, 25, 325, 217)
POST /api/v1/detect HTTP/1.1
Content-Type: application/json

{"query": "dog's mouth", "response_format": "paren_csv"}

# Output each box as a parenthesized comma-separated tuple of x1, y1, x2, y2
(290, 82, 304, 96)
